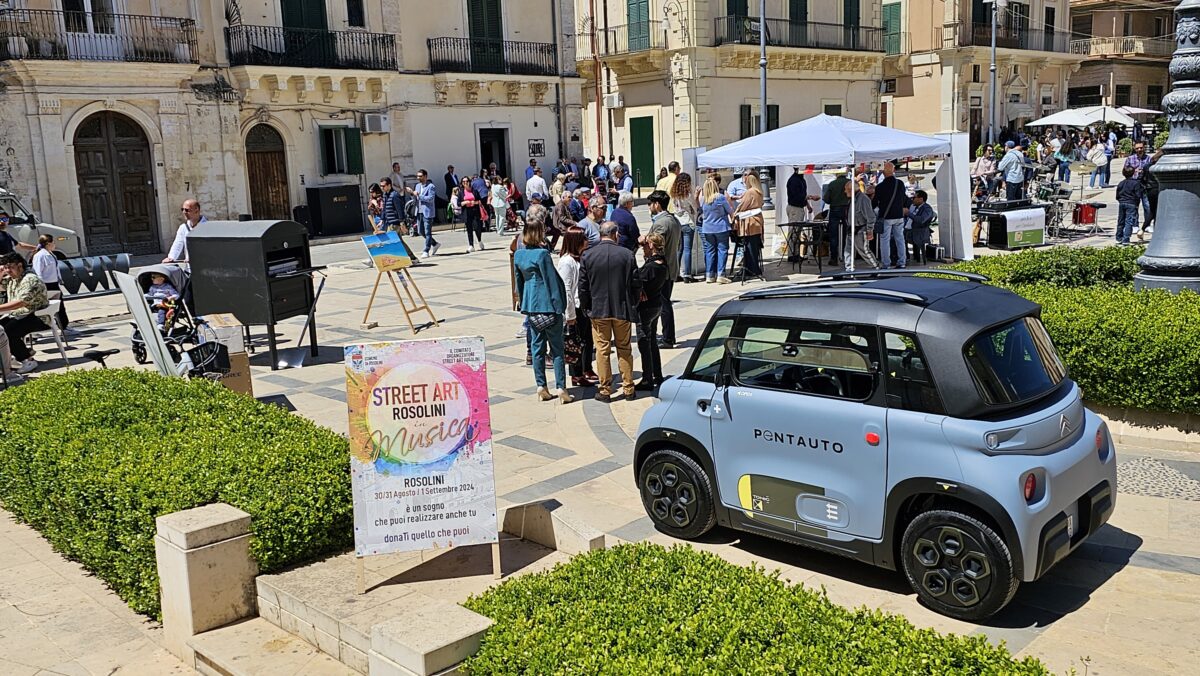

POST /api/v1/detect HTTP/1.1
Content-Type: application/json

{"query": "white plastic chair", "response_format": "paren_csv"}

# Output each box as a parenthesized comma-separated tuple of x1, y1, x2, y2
(33, 299, 70, 368)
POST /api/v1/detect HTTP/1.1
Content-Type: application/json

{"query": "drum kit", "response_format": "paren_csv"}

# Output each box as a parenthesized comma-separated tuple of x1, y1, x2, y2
(1028, 160, 1097, 239)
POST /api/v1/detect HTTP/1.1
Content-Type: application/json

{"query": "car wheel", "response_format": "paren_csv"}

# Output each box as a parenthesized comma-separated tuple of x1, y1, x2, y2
(638, 448, 717, 540)
(900, 509, 1019, 622)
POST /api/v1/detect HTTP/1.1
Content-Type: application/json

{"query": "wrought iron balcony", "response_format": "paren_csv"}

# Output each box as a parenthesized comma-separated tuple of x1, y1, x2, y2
(225, 24, 397, 71)
(0, 9, 197, 64)
(576, 21, 666, 58)
(427, 37, 558, 76)
(713, 16, 883, 52)
(957, 22, 1073, 53)
(1070, 35, 1174, 59)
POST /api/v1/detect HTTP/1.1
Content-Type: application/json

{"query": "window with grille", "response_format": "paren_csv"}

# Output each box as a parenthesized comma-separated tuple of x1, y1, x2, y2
(1115, 85, 1132, 107)
(1148, 85, 1164, 107)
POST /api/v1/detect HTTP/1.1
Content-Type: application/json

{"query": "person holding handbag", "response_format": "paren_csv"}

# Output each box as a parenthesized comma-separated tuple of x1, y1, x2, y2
(514, 219, 573, 404)
(731, 173, 765, 278)
(557, 227, 596, 387)
(460, 176, 486, 253)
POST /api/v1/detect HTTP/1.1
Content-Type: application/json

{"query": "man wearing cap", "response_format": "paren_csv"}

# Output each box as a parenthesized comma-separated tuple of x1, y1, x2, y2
(997, 140, 1027, 201)
(727, 168, 750, 208)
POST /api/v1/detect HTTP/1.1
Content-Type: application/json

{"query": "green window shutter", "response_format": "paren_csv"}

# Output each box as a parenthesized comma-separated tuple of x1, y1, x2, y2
(319, 128, 334, 175)
(728, 0, 748, 18)
(345, 127, 364, 175)
(739, 105, 752, 139)
(789, 0, 807, 23)
(767, 105, 779, 131)
(844, 0, 860, 27)
(883, 4, 900, 33)
(468, 0, 503, 41)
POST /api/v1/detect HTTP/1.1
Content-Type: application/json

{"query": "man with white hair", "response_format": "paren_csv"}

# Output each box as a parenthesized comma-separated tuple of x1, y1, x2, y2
(578, 195, 605, 245)
(525, 166, 548, 202)
(610, 192, 640, 251)
(568, 187, 591, 223)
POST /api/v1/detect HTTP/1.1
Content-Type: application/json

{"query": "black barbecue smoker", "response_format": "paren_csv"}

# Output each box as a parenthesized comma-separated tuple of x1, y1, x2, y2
(188, 220, 326, 369)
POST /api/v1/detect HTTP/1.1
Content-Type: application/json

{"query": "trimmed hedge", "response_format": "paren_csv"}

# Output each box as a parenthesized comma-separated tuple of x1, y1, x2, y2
(1017, 283, 1200, 414)
(949, 244, 1142, 288)
(948, 246, 1200, 415)
(0, 370, 352, 618)
(463, 544, 1048, 675)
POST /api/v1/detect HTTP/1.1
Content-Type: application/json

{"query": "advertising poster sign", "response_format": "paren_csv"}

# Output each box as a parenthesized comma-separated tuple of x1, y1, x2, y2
(344, 337, 498, 556)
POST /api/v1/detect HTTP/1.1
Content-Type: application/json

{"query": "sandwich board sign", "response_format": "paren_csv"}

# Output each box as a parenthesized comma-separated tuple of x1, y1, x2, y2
(344, 337, 498, 568)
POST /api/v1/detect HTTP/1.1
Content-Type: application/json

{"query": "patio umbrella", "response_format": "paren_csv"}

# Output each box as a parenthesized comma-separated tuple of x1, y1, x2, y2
(1117, 106, 1161, 116)
(1025, 105, 1136, 128)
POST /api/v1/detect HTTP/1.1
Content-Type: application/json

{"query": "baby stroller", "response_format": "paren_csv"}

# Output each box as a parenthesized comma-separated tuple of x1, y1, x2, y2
(130, 264, 203, 365)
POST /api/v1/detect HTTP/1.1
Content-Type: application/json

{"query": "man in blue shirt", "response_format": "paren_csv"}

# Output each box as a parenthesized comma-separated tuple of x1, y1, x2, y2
(613, 166, 634, 193)
(996, 141, 1027, 201)
(1123, 142, 1153, 231)
(610, 191, 641, 251)
(406, 169, 441, 257)
(525, 159, 538, 182)
(727, 168, 750, 207)
(594, 155, 609, 183)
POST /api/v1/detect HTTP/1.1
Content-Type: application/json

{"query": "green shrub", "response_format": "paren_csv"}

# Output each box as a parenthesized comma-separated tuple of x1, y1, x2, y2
(1016, 284, 1200, 414)
(0, 370, 352, 617)
(949, 245, 1143, 288)
(463, 544, 1048, 675)
(946, 246, 1200, 414)
(1118, 137, 1133, 157)
(1154, 129, 1169, 151)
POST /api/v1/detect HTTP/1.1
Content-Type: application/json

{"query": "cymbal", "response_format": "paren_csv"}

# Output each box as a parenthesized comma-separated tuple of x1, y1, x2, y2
(1069, 161, 1097, 173)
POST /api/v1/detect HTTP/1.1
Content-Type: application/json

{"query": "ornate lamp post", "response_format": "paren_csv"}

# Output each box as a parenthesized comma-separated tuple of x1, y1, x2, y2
(1136, 0, 1200, 293)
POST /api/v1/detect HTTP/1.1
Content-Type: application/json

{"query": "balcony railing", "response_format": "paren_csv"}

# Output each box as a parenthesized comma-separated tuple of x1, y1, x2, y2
(1070, 35, 1174, 59)
(0, 9, 196, 64)
(957, 22, 1072, 53)
(428, 37, 558, 76)
(576, 21, 666, 57)
(713, 16, 883, 52)
(226, 24, 397, 70)
(884, 31, 909, 55)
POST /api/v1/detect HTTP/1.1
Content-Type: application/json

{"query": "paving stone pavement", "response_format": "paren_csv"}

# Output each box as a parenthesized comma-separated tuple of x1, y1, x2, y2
(1, 211, 1194, 675)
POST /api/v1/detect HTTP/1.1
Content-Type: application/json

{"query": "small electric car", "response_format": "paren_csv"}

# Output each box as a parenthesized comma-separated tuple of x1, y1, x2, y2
(634, 271, 1116, 621)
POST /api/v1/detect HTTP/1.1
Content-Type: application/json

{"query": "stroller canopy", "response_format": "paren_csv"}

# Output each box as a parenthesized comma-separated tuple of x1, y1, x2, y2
(135, 264, 189, 293)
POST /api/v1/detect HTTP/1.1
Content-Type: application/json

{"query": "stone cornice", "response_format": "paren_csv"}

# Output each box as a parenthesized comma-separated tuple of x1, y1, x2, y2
(715, 45, 882, 75)
(0, 59, 199, 88)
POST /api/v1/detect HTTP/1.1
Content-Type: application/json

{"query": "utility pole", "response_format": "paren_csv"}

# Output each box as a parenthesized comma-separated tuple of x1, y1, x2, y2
(758, 0, 774, 209)
(987, 0, 1008, 146)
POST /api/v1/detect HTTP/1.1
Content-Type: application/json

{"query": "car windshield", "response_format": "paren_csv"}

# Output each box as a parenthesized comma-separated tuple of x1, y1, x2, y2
(964, 317, 1066, 405)
(0, 195, 34, 224)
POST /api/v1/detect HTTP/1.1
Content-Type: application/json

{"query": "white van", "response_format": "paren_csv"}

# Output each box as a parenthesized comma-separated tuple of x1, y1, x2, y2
(0, 187, 82, 258)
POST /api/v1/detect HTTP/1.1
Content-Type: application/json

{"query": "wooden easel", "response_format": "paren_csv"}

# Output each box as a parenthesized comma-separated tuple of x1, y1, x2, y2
(362, 268, 438, 334)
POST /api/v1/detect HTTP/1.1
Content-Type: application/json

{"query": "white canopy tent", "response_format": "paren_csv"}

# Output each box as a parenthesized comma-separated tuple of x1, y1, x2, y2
(696, 114, 963, 271)
(1025, 105, 1137, 128)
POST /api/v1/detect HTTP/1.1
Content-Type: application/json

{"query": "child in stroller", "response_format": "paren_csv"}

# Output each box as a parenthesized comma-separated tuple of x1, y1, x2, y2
(147, 271, 179, 326)
(130, 264, 200, 365)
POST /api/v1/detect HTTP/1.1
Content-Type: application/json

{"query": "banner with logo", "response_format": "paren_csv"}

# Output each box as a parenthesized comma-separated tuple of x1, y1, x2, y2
(344, 337, 498, 556)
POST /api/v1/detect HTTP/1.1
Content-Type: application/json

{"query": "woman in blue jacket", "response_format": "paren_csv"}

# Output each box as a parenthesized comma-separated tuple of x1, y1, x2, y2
(514, 221, 574, 403)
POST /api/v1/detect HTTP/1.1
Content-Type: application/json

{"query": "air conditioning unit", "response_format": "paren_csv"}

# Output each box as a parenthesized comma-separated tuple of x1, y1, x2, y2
(602, 93, 624, 109)
(363, 113, 391, 134)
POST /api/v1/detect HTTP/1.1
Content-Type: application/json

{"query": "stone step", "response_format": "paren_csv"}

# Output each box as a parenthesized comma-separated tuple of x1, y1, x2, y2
(189, 617, 358, 676)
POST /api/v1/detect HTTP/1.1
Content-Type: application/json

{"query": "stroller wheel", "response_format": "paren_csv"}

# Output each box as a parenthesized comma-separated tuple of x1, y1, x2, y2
(132, 343, 148, 364)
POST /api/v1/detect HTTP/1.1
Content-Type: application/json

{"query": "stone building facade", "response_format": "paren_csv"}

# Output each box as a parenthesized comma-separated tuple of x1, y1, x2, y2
(0, 0, 583, 255)
(1067, 0, 1173, 111)
(574, 0, 886, 186)
(882, 0, 1083, 151)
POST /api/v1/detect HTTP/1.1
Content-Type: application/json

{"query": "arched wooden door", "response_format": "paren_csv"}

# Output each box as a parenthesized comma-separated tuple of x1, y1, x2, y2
(246, 125, 291, 221)
(73, 112, 160, 255)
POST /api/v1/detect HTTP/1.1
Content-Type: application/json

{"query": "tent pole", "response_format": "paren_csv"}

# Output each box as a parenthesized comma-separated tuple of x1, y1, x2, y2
(848, 171, 855, 272)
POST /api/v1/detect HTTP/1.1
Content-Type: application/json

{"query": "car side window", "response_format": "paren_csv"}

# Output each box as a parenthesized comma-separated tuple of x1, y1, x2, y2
(685, 318, 733, 383)
(727, 318, 878, 401)
(883, 331, 945, 414)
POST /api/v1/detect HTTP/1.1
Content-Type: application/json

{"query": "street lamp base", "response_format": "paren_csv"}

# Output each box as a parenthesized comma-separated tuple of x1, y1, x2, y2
(1133, 271, 1200, 294)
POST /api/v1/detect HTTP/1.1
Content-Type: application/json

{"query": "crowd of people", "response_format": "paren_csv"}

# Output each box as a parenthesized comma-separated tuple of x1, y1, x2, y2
(0, 209, 67, 382)
(970, 125, 1163, 246)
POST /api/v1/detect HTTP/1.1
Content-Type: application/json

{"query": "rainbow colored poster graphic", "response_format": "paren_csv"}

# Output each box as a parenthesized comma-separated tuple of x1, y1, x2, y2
(345, 337, 498, 556)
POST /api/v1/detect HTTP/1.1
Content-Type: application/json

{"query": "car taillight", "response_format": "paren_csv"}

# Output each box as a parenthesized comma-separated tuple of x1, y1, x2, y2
(1023, 473, 1037, 503)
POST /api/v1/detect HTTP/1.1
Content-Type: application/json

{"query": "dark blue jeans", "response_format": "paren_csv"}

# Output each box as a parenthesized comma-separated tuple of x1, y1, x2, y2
(417, 213, 438, 252)
(529, 314, 566, 390)
(679, 223, 695, 277)
(1116, 202, 1138, 244)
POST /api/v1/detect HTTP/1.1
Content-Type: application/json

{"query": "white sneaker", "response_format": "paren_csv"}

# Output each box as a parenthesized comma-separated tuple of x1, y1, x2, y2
(430, 243, 441, 256)
(17, 359, 38, 375)
(419, 251, 430, 259)
(466, 245, 475, 254)
(2, 368, 23, 384)
(477, 240, 486, 251)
